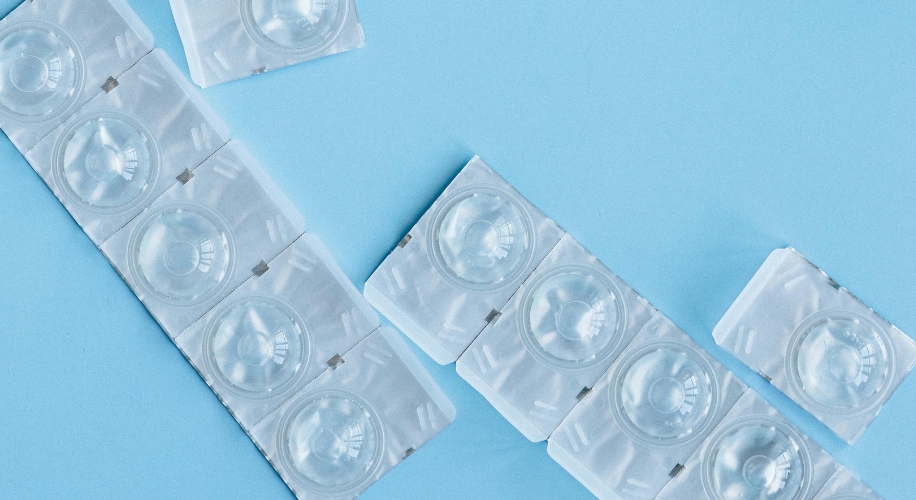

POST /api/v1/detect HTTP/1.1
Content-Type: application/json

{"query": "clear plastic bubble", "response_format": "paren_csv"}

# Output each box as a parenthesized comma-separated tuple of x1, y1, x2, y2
(243, 0, 346, 54)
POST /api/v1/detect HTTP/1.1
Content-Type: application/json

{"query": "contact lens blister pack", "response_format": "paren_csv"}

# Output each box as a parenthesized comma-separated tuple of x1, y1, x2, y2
(175, 234, 380, 431)
(26, 48, 230, 246)
(169, 0, 365, 88)
(713, 247, 916, 444)
(547, 311, 747, 500)
(250, 327, 456, 500)
(100, 140, 306, 338)
(655, 390, 838, 500)
(813, 466, 883, 500)
(364, 156, 565, 365)
(0, 0, 153, 153)
(456, 233, 656, 442)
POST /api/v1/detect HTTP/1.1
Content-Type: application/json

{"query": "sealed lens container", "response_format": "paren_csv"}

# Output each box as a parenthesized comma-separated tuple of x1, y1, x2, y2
(26, 49, 230, 245)
(548, 312, 747, 500)
(100, 140, 305, 338)
(0, 0, 153, 153)
(175, 234, 381, 431)
(169, 0, 364, 88)
(364, 156, 565, 365)
(457, 234, 655, 442)
(713, 247, 916, 444)
(812, 467, 884, 500)
(656, 390, 838, 500)
(250, 328, 456, 499)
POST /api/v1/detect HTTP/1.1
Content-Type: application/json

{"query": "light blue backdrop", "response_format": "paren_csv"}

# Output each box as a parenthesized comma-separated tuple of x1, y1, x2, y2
(1, 1, 914, 498)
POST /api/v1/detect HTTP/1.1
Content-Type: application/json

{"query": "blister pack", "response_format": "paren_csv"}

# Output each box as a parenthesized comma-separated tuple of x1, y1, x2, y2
(813, 466, 883, 500)
(364, 156, 565, 365)
(175, 234, 380, 431)
(0, 0, 153, 153)
(655, 390, 837, 500)
(456, 233, 655, 442)
(249, 327, 456, 500)
(26, 48, 230, 246)
(713, 248, 916, 444)
(169, 0, 365, 88)
(547, 311, 747, 500)
(100, 140, 306, 338)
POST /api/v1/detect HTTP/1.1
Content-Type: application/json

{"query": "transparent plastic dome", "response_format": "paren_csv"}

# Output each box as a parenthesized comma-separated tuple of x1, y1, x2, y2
(0, 23, 81, 121)
(243, 0, 346, 54)
(206, 298, 307, 397)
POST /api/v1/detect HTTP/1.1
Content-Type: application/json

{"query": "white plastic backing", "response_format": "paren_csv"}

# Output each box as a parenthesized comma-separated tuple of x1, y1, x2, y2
(713, 247, 916, 444)
(100, 140, 305, 338)
(26, 49, 230, 245)
(812, 467, 883, 500)
(0, 0, 154, 153)
(250, 327, 456, 500)
(169, 0, 365, 88)
(457, 233, 655, 442)
(364, 156, 565, 365)
(547, 311, 747, 500)
(175, 234, 380, 431)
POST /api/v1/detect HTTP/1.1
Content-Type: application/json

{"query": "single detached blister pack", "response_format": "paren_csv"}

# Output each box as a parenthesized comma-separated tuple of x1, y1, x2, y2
(547, 311, 747, 500)
(26, 48, 230, 246)
(100, 141, 306, 338)
(655, 390, 838, 500)
(457, 233, 656, 442)
(250, 327, 456, 500)
(813, 466, 883, 500)
(169, 0, 365, 88)
(365, 156, 565, 365)
(713, 247, 916, 444)
(175, 234, 380, 431)
(0, 0, 153, 153)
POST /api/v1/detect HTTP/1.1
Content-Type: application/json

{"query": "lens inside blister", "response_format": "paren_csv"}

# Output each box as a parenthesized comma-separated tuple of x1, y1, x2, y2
(280, 392, 383, 493)
(611, 340, 717, 445)
(130, 205, 233, 304)
(243, 0, 347, 55)
(53, 113, 158, 212)
(0, 23, 82, 121)
(431, 187, 534, 290)
(520, 265, 626, 368)
(787, 311, 892, 413)
(205, 297, 307, 397)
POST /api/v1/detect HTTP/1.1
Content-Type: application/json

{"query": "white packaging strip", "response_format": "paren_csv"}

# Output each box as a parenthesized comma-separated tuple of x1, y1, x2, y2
(26, 48, 230, 246)
(655, 390, 838, 500)
(175, 234, 380, 431)
(813, 466, 883, 500)
(547, 311, 748, 500)
(100, 140, 306, 338)
(250, 327, 456, 500)
(169, 0, 365, 88)
(457, 233, 656, 442)
(364, 156, 565, 365)
(713, 247, 916, 444)
(0, 0, 153, 153)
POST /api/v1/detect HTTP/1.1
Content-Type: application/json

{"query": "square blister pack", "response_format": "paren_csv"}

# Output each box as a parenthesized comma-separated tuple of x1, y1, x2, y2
(713, 247, 916, 444)
(169, 0, 365, 88)
(100, 140, 306, 338)
(364, 156, 565, 365)
(175, 234, 380, 431)
(456, 233, 656, 442)
(813, 466, 883, 500)
(26, 48, 230, 246)
(250, 327, 456, 500)
(547, 311, 747, 500)
(655, 390, 838, 500)
(0, 0, 153, 153)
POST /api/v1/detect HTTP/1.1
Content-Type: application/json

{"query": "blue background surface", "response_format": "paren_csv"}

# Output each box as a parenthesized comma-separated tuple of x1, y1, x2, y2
(1, 1, 914, 498)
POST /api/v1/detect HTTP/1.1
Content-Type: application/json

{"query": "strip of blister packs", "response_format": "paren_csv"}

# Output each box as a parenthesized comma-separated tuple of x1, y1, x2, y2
(364, 156, 565, 365)
(250, 327, 457, 500)
(655, 390, 838, 500)
(457, 233, 656, 441)
(169, 0, 365, 88)
(26, 48, 230, 245)
(813, 466, 883, 500)
(100, 140, 306, 338)
(713, 248, 916, 444)
(0, 0, 153, 153)
(547, 311, 748, 500)
(175, 234, 381, 431)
